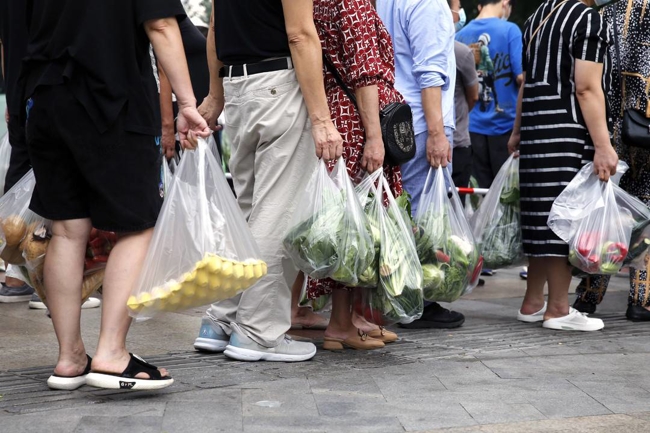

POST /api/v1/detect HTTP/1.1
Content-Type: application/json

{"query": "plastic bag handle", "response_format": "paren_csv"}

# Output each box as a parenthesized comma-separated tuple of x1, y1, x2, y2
(196, 139, 216, 250)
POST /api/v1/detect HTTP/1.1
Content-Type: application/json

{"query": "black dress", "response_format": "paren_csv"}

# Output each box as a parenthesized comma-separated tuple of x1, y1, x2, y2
(519, 0, 609, 257)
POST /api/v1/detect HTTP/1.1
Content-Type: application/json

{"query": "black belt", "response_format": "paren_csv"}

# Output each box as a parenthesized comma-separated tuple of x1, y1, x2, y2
(219, 58, 292, 78)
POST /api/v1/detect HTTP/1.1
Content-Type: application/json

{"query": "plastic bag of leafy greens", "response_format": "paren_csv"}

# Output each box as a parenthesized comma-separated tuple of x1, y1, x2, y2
(353, 173, 423, 325)
(351, 170, 383, 288)
(470, 154, 524, 269)
(415, 166, 482, 303)
(284, 160, 344, 279)
(549, 162, 650, 275)
(329, 158, 374, 286)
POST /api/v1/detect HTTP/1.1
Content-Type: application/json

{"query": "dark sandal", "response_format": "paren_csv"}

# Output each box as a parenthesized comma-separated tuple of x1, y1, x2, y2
(47, 354, 92, 390)
(85, 353, 173, 390)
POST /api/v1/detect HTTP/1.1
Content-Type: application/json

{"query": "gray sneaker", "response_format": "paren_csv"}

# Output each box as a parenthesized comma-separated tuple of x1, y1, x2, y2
(224, 323, 317, 362)
(0, 283, 35, 303)
(194, 317, 229, 353)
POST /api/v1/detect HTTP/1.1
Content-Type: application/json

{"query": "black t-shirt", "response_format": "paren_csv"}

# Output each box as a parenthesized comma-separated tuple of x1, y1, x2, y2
(21, 0, 186, 135)
(179, 18, 209, 106)
(213, 0, 291, 65)
(0, 0, 29, 118)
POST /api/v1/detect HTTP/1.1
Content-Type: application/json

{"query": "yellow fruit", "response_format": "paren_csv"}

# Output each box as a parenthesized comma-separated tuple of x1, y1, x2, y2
(221, 260, 233, 278)
(127, 295, 141, 311)
(252, 263, 264, 279)
(207, 255, 223, 273)
(152, 286, 170, 300)
(182, 280, 197, 297)
(208, 273, 222, 290)
(261, 262, 268, 275)
(243, 265, 255, 282)
(138, 292, 156, 308)
(196, 270, 210, 287)
(195, 257, 210, 270)
(168, 282, 183, 294)
(233, 263, 245, 280)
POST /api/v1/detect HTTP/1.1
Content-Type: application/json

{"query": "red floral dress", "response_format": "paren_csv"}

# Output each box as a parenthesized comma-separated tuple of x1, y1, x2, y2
(307, 0, 404, 300)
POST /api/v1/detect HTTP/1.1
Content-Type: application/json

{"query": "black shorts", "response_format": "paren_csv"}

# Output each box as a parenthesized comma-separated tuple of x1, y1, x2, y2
(25, 85, 164, 232)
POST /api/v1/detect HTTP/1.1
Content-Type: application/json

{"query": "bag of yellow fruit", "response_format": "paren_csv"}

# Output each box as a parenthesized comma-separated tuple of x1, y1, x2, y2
(0, 170, 50, 266)
(128, 138, 267, 321)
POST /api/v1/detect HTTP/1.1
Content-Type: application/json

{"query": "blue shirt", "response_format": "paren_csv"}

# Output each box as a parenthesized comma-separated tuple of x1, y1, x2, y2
(377, 0, 456, 136)
(456, 18, 523, 136)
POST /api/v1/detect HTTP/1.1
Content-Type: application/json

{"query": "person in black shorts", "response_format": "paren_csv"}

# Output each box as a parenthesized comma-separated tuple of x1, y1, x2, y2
(19, 0, 210, 391)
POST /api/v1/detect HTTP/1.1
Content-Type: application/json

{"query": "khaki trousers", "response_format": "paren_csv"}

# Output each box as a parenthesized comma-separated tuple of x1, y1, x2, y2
(207, 69, 317, 347)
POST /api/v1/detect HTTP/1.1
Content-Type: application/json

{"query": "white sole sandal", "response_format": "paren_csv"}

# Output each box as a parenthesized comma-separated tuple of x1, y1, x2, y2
(47, 355, 92, 390)
(85, 353, 173, 391)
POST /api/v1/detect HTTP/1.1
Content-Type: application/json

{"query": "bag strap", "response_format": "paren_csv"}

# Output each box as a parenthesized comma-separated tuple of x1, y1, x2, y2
(322, 55, 359, 108)
(526, 0, 569, 55)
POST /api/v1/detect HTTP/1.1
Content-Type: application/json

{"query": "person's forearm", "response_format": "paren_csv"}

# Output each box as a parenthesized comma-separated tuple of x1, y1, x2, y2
(145, 18, 196, 109)
(206, 13, 224, 102)
(577, 88, 611, 150)
(465, 85, 478, 112)
(355, 85, 382, 140)
(158, 63, 175, 131)
(422, 86, 445, 137)
(286, 29, 331, 125)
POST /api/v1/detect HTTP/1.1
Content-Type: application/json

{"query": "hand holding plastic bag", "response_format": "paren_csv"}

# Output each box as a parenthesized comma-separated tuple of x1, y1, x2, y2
(284, 160, 344, 279)
(470, 155, 523, 269)
(128, 138, 267, 320)
(549, 162, 650, 275)
(353, 173, 423, 326)
(414, 167, 482, 303)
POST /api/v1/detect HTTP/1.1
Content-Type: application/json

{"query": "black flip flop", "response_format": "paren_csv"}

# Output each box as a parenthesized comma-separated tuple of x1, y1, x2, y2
(85, 353, 173, 390)
(47, 355, 92, 390)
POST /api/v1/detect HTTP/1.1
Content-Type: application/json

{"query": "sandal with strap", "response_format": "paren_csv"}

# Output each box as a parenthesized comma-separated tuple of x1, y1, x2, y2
(47, 354, 92, 390)
(368, 327, 399, 343)
(85, 353, 173, 391)
(322, 329, 385, 351)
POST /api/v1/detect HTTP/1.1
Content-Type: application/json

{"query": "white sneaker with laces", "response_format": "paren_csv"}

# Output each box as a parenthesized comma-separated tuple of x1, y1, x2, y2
(542, 307, 604, 332)
(517, 302, 547, 323)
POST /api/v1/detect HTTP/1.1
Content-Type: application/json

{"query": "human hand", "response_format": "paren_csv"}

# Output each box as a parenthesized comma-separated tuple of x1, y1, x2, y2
(507, 132, 520, 158)
(361, 136, 385, 173)
(197, 94, 225, 132)
(426, 131, 451, 168)
(162, 124, 176, 160)
(593, 144, 618, 182)
(176, 106, 212, 150)
(312, 120, 343, 161)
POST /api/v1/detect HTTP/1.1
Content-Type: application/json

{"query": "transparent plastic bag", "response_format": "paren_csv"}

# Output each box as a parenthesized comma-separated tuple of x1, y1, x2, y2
(549, 162, 650, 275)
(297, 277, 332, 313)
(470, 155, 524, 269)
(128, 138, 267, 320)
(329, 158, 374, 287)
(0, 133, 12, 196)
(414, 167, 482, 303)
(353, 173, 423, 326)
(0, 171, 48, 266)
(283, 160, 344, 279)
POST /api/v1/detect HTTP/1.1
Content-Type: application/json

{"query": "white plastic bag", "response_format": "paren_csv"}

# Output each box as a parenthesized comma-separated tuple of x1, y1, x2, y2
(0, 133, 11, 195)
(128, 138, 267, 320)
(414, 167, 482, 303)
(548, 162, 650, 275)
(470, 154, 523, 269)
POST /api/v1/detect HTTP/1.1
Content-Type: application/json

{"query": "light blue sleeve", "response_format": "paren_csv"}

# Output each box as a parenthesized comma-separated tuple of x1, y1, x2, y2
(509, 24, 524, 77)
(403, 0, 454, 90)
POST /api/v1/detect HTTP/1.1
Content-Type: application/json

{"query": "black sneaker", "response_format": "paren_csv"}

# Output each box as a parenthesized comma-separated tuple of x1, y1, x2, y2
(572, 299, 596, 315)
(0, 283, 35, 303)
(399, 302, 465, 329)
(626, 305, 650, 322)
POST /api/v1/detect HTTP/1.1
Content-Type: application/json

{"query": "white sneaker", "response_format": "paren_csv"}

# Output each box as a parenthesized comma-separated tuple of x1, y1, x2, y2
(517, 302, 547, 323)
(543, 308, 604, 332)
(29, 294, 101, 310)
(224, 323, 317, 362)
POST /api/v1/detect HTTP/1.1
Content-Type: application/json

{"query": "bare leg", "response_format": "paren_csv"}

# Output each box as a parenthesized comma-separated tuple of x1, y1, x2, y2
(290, 273, 329, 328)
(520, 257, 547, 315)
(323, 289, 358, 340)
(47, 219, 92, 377)
(90, 229, 167, 379)
(544, 257, 572, 320)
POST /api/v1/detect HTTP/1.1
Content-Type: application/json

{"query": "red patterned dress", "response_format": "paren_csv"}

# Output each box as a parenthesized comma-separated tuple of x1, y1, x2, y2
(307, 0, 404, 300)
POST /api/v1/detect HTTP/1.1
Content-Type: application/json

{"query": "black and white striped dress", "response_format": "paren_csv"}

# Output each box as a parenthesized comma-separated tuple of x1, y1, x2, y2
(520, 0, 610, 257)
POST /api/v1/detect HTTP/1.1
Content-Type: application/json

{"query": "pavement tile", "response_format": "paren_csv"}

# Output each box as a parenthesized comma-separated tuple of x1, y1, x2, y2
(162, 401, 243, 432)
(74, 415, 162, 433)
(0, 414, 82, 433)
(395, 401, 478, 431)
(241, 377, 319, 418)
(568, 380, 650, 414)
(459, 402, 546, 424)
(243, 415, 404, 433)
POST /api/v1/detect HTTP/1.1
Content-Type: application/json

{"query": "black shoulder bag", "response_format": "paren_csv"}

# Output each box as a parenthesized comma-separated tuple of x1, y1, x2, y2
(322, 56, 416, 165)
(612, 3, 650, 149)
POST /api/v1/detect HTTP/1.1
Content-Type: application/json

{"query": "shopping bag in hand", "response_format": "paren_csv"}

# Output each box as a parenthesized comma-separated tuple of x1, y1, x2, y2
(470, 154, 523, 269)
(284, 160, 344, 279)
(328, 158, 374, 287)
(548, 162, 650, 275)
(414, 166, 482, 303)
(353, 172, 423, 326)
(128, 138, 267, 320)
